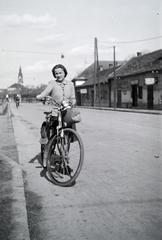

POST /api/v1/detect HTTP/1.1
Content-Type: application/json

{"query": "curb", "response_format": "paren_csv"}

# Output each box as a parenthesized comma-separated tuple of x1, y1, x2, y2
(78, 106, 162, 115)
(0, 102, 8, 115)
(0, 154, 30, 240)
(8, 102, 12, 117)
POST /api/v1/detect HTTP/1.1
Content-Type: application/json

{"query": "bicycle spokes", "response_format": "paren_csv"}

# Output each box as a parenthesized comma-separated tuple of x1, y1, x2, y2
(46, 128, 84, 187)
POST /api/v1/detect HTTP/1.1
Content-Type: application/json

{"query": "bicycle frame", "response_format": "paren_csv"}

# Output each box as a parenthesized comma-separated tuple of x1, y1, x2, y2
(40, 96, 69, 148)
(39, 96, 84, 186)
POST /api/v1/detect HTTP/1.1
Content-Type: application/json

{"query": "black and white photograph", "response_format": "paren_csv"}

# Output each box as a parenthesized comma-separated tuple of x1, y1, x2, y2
(0, 0, 161, 239)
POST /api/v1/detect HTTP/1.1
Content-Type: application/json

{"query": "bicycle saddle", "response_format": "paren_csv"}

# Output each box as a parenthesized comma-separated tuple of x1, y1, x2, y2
(44, 111, 52, 115)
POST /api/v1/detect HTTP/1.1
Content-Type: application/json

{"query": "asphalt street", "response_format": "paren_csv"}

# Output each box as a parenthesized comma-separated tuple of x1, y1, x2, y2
(4, 102, 162, 239)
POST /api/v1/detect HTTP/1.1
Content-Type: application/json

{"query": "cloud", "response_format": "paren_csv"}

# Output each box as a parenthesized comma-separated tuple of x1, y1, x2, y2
(25, 60, 54, 73)
(35, 34, 71, 47)
(68, 44, 94, 57)
(68, 40, 119, 59)
(0, 14, 57, 29)
(68, 39, 120, 58)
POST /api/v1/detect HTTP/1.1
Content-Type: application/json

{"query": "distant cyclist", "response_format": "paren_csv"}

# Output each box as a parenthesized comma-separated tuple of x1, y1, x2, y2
(15, 95, 20, 108)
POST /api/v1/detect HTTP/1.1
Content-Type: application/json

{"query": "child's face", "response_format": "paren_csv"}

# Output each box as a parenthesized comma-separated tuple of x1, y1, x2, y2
(54, 68, 65, 82)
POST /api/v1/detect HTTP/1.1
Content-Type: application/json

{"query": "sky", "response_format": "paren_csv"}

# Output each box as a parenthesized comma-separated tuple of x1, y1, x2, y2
(0, 0, 161, 88)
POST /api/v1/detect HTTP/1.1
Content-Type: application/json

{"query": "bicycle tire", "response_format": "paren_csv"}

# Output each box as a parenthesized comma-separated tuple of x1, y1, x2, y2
(46, 128, 84, 187)
(16, 102, 19, 108)
(40, 123, 50, 167)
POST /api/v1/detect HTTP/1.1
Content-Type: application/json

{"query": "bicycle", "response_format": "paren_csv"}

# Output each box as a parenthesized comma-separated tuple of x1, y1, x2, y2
(39, 96, 84, 187)
(16, 100, 19, 108)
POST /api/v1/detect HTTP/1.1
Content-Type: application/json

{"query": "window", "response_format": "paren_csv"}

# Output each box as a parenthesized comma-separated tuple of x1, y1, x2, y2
(139, 86, 143, 99)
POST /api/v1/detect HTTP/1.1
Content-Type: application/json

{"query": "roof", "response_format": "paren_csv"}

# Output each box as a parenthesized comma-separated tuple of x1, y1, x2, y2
(73, 60, 124, 81)
(8, 89, 21, 95)
(27, 88, 44, 97)
(8, 83, 26, 90)
(110, 49, 162, 78)
(21, 88, 32, 96)
(76, 66, 121, 88)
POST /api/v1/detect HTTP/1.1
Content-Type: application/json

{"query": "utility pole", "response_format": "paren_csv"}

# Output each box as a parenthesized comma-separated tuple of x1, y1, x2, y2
(93, 38, 97, 107)
(96, 39, 101, 108)
(113, 46, 116, 109)
(94, 37, 101, 108)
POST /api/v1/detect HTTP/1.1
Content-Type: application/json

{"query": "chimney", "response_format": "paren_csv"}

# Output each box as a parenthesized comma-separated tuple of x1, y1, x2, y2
(137, 52, 142, 57)
(99, 65, 103, 71)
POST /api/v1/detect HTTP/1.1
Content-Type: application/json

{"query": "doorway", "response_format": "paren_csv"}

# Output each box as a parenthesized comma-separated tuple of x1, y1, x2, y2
(117, 90, 121, 108)
(91, 91, 94, 106)
(147, 85, 154, 109)
(76, 92, 81, 106)
(132, 85, 138, 107)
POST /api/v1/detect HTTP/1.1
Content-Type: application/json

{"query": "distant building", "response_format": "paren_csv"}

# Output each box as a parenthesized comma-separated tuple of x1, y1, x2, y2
(109, 49, 162, 110)
(72, 60, 123, 107)
(18, 66, 23, 84)
(7, 83, 26, 102)
(6, 66, 24, 101)
(73, 50, 162, 110)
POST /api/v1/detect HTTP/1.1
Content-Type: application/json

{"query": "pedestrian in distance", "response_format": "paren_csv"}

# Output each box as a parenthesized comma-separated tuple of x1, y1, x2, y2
(15, 95, 20, 108)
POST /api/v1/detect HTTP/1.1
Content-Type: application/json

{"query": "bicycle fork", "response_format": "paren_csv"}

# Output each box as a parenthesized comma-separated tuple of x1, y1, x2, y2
(59, 129, 70, 165)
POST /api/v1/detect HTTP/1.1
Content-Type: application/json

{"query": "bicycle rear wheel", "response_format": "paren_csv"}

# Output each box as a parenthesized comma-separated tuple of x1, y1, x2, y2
(16, 101, 19, 108)
(46, 128, 84, 187)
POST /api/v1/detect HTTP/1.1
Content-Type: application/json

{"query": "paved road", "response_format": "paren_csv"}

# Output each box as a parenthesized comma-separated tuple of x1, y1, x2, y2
(10, 102, 162, 240)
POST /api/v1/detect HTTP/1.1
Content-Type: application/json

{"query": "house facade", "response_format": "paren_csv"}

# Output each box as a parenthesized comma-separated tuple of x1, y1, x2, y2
(73, 50, 162, 110)
(112, 50, 162, 110)
(72, 60, 123, 107)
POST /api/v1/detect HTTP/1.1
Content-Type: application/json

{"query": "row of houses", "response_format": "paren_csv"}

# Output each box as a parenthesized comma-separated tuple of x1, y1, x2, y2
(72, 49, 162, 110)
(0, 83, 46, 103)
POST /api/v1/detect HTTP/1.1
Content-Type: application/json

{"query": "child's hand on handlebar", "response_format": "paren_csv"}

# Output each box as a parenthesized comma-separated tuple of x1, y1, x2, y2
(61, 100, 69, 108)
(36, 95, 46, 102)
(61, 100, 73, 108)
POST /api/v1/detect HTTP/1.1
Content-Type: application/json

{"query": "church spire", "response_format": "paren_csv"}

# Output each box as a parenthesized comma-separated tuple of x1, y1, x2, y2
(18, 66, 23, 84)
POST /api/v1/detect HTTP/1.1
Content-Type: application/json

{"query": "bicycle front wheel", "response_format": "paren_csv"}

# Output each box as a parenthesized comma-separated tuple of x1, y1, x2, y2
(46, 128, 84, 187)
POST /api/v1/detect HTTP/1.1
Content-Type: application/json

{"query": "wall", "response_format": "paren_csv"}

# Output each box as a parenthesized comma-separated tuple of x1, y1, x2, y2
(0, 102, 8, 115)
(75, 71, 162, 110)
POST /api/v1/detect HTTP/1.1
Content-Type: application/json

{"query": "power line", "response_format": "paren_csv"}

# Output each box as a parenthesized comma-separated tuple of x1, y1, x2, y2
(0, 49, 63, 55)
(98, 35, 162, 44)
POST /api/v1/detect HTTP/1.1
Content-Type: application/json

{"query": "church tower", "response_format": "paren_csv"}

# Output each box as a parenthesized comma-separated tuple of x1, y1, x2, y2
(18, 66, 23, 84)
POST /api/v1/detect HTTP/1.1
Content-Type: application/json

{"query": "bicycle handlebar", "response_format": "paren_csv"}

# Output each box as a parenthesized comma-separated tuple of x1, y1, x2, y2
(43, 96, 60, 107)
(41, 96, 71, 110)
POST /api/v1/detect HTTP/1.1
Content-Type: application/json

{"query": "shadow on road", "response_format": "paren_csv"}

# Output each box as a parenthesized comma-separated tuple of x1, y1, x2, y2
(29, 153, 76, 187)
(40, 168, 76, 187)
(29, 153, 42, 166)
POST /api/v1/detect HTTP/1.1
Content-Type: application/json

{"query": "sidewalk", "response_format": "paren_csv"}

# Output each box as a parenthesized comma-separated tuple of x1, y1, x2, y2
(0, 104, 30, 240)
(79, 105, 162, 115)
